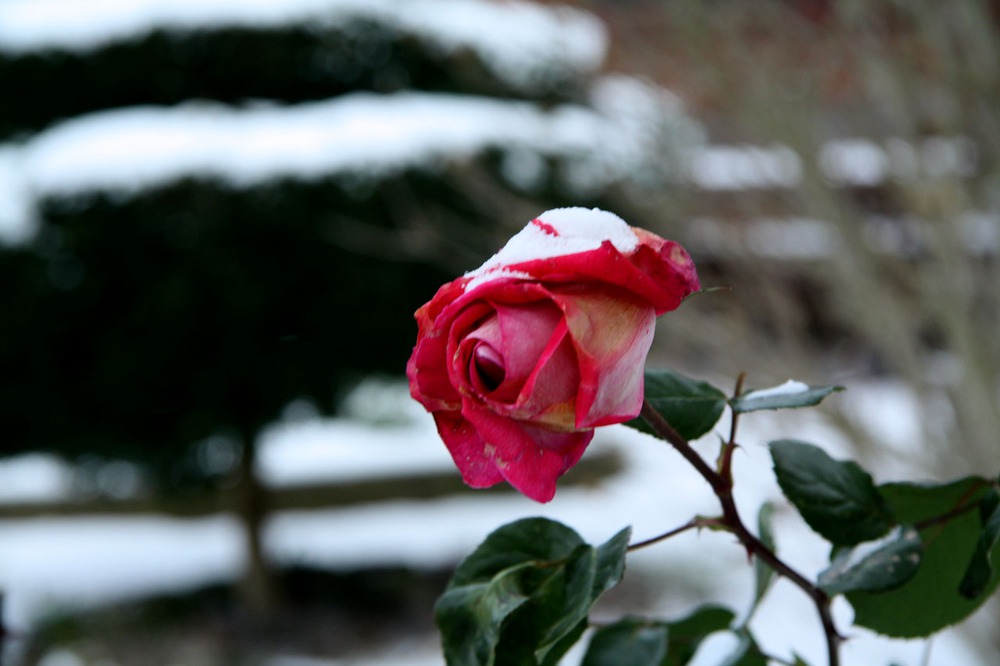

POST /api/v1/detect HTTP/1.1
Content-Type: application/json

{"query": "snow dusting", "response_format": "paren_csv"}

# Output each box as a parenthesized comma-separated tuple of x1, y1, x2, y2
(740, 379, 810, 400)
(466, 207, 638, 284)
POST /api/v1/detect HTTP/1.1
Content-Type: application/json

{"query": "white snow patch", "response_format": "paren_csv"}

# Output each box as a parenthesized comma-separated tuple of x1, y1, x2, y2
(17, 94, 550, 195)
(466, 207, 638, 284)
(538, 207, 639, 254)
(0, 514, 244, 623)
(256, 417, 453, 487)
(0, 82, 694, 244)
(0, 145, 36, 244)
(741, 379, 810, 400)
(462, 269, 532, 294)
(0, 0, 606, 91)
(0, 454, 73, 503)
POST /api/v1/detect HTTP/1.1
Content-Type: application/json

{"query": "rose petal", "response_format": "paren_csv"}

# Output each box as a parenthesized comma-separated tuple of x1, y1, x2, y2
(468, 226, 699, 315)
(463, 300, 563, 403)
(407, 278, 472, 411)
(461, 401, 593, 502)
(550, 287, 655, 428)
(471, 343, 505, 393)
(511, 318, 580, 429)
(432, 411, 504, 489)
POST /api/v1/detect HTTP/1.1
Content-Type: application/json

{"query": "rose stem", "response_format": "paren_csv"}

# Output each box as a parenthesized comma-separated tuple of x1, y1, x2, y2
(639, 399, 842, 666)
(627, 516, 725, 552)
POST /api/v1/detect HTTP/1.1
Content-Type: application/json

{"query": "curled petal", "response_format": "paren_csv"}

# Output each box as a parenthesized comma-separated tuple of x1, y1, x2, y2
(550, 287, 656, 428)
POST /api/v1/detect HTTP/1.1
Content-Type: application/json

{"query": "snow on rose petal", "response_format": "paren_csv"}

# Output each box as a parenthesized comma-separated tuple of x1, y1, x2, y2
(407, 207, 699, 502)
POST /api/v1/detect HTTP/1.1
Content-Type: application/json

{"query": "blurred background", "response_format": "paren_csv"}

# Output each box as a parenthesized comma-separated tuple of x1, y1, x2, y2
(0, 0, 997, 664)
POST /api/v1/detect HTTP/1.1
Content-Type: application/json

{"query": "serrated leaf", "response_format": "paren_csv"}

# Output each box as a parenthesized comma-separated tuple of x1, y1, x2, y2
(625, 369, 727, 441)
(730, 380, 842, 414)
(770, 440, 894, 545)
(846, 477, 1000, 638)
(959, 491, 1000, 599)
(819, 526, 922, 595)
(437, 518, 631, 666)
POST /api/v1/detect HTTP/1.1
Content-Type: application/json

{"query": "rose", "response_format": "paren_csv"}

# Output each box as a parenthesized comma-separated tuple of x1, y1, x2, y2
(407, 207, 700, 502)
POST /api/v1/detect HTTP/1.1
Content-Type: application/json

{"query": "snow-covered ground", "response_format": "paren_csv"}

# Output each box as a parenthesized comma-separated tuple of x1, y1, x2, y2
(0, 378, 988, 665)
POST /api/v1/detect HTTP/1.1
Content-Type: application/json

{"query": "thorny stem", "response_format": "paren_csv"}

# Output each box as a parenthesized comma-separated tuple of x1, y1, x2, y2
(639, 399, 842, 666)
(627, 516, 725, 552)
(718, 372, 747, 485)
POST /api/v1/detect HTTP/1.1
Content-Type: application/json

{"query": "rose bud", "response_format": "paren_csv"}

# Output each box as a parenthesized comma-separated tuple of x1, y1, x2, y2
(407, 207, 699, 502)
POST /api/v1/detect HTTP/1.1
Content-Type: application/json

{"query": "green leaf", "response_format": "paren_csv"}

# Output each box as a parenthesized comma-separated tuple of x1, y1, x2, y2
(593, 526, 632, 598)
(662, 605, 736, 666)
(625, 369, 727, 441)
(959, 490, 1000, 599)
(769, 440, 895, 546)
(582, 605, 735, 666)
(581, 617, 669, 666)
(436, 564, 533, 666)
(730, 381, 842, 414)
(818, 526, 922, 595)
(846, 477, 1000, 637)
(448, 517, 584, 587)
(437, 518, 631, 666)
(748, 502, 777, 621)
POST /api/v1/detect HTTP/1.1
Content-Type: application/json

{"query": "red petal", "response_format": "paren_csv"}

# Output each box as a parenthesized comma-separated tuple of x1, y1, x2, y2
(432, 410, 504, 489)
(461, 401, 593, 502)
(550, 288, 655, 428)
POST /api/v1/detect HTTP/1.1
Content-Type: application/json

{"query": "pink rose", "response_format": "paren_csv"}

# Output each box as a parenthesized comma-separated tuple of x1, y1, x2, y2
(407, 208, 700, 502)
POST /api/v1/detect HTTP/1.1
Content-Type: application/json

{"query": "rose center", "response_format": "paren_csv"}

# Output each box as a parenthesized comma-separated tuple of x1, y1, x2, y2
(472, 344, 506, 392)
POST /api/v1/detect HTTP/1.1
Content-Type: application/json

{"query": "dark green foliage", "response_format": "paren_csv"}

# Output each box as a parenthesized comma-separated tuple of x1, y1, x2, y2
(770, 439, 895, 546)
(581, 606, 743, 666)
(436, 518, 630, 666)
(847, 477, 1000, 637)
(819, 527, 922, 595)
(0, 175, 453, 475)
(959, 490, 1000, 599)
(582, 617, 670, 666)
(625, 369, 727, 440)
(0, 20, 586, 140)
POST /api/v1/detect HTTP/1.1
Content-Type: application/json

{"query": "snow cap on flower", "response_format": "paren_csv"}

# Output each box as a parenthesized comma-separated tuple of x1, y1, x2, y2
(408, 207, 699, 502)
